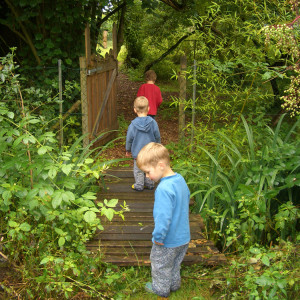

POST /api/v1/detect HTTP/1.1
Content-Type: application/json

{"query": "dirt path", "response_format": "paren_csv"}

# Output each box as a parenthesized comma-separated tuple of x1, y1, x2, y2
(101, 72, 179, 163)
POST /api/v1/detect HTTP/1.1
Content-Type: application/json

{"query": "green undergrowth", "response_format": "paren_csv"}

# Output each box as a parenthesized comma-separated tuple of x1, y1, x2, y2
(92, 239, 299, 299)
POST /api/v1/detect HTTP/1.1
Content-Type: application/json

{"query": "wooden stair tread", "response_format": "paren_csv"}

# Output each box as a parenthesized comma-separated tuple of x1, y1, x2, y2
(87, 168, 227, 266)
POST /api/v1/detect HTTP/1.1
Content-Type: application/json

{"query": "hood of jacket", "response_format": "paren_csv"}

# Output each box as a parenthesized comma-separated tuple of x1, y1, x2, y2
(131, 116, 154, 132)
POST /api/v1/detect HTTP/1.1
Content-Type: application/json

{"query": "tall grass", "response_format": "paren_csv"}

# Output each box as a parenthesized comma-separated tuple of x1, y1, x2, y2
(178, 115, 300, 251)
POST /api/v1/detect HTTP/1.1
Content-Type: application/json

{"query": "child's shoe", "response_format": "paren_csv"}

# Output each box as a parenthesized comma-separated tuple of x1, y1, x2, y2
(144, 185, 154, 190)
(131, 184, 143, 191)
(145, 282, 155, 294)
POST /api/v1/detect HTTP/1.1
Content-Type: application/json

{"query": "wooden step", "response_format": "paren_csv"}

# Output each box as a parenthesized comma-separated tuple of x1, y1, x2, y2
(86, 168, 227, 266)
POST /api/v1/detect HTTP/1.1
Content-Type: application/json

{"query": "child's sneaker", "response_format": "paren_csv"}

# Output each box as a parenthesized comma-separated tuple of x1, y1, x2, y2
(131, 184, 143, 191)
(145, 282, 155, 294)
(144, 185, 154, 190)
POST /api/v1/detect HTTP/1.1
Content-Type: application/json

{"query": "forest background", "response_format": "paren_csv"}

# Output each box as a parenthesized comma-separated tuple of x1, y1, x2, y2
(0, 0, 299, 299)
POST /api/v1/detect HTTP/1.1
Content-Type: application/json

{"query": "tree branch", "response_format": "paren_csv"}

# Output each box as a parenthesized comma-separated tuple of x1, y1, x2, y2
(159, 0, 188, 11)
(145, 30, 195, 72)
(4, 0, 41, 65)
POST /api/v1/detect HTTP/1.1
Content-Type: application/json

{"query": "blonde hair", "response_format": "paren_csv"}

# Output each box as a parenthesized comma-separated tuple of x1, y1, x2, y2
(145, 70, 157, 82)
(134, 96, 149, 113)
(137, 142, 170, 168)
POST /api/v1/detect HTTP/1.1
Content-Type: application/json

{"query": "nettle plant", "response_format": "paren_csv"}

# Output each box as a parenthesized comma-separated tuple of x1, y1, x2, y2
(0, 53, 125, 297)
(263, 2, 300, 117)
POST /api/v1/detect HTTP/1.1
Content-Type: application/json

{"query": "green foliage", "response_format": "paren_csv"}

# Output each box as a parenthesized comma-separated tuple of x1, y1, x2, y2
(172, 115, 299, 252)
(0, 52, 126, 298)
(226, 241, 299, 299)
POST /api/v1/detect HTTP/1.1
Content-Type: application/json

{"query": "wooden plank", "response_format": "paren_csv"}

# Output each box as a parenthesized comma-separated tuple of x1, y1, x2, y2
(79, 57, 89, 148)
(95, 231, 204, 241)
(85, 24, 91, 66)
(86, 168, 226, 266)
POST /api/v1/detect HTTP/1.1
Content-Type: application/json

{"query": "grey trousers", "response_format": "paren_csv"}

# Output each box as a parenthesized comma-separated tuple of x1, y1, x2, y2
(133, 160, 154, 190)
(150, 243, 189, 298)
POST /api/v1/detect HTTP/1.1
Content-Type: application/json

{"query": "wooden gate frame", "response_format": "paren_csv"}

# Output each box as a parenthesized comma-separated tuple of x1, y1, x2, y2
(80, 24, 118, 148)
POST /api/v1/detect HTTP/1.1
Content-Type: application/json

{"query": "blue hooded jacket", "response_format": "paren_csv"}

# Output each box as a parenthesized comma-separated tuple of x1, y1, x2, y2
(126, 116, 161, 158)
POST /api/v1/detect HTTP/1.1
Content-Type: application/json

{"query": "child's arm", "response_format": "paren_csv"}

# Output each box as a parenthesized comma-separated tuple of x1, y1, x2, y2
(153, 121, 161, 143)
(152, 188, 173, 244)
(125, 124, 134, 155)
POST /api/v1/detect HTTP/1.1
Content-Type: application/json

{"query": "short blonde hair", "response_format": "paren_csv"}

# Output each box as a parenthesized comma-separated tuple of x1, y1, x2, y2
(137, 142, 170, 168)
(145, 70, 157, 82)
(134, 96, 149, 113)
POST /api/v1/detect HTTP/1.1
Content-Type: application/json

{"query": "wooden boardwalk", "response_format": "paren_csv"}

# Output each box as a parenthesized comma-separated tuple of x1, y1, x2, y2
(86, 168, 226, 266)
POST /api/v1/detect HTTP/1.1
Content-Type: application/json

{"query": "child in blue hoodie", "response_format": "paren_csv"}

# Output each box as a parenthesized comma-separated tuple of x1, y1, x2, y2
(126, 96, 161, 191)
(136, 142, 191, 298)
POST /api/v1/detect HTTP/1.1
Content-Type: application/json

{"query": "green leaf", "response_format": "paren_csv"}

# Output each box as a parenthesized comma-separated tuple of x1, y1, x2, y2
(40, 257, 50, 265)
(84, 211, 97, 223)
(48, 166, 57, 179)
(55, 228, 64, 235)
(8, 221, 18, 228)
(28, 118, 40, 124)
(52, 194, 62, 208)
(250, 247, 261, 255)
(261, 255, 270, 266)
(62, 164, 72, 175)
(38, 146, 48, 155)
(58, 237, 65, 247)
(2, 190, 12, 201)
(105, 198, 118, 208)
(19, 222, 31, 232)
(101, 207, 114, 221)
(7, 112, 14, 119)
(82, 192, 97, 200)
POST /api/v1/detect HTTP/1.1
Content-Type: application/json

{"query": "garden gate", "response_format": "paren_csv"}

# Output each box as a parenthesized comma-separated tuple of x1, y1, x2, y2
(79, 24, 118, 148)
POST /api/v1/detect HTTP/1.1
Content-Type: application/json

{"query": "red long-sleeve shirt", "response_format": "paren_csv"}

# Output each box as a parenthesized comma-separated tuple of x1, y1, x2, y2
(137, 83, 163, 116)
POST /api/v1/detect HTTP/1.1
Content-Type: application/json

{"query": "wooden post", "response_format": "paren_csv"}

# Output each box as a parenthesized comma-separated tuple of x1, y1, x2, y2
(103, 30, 108, 49)
(85, 24, 91, 66)
(112, 23, 117, 60)
(58, 59, 63, 148)
(179, 55, 187, 140)
(79, 56, 89, 148)
(191, 59, 197, 150)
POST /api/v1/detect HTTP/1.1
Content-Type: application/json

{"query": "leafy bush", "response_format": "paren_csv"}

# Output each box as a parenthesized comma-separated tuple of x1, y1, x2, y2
(0, 52, 125, 298)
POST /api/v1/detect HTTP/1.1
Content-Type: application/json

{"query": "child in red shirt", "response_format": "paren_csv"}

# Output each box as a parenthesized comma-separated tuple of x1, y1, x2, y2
(137, 70, 163, 118)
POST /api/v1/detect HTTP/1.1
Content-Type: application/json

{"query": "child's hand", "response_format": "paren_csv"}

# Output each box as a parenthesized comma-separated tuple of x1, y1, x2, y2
(154, 241, 164, 246)
(125, 151, 131, 157)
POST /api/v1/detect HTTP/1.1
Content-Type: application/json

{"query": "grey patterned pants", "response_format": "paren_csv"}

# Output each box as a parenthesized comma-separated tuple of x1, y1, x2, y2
(133, 160, 154, 190)
(150, 243, 189, 298)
